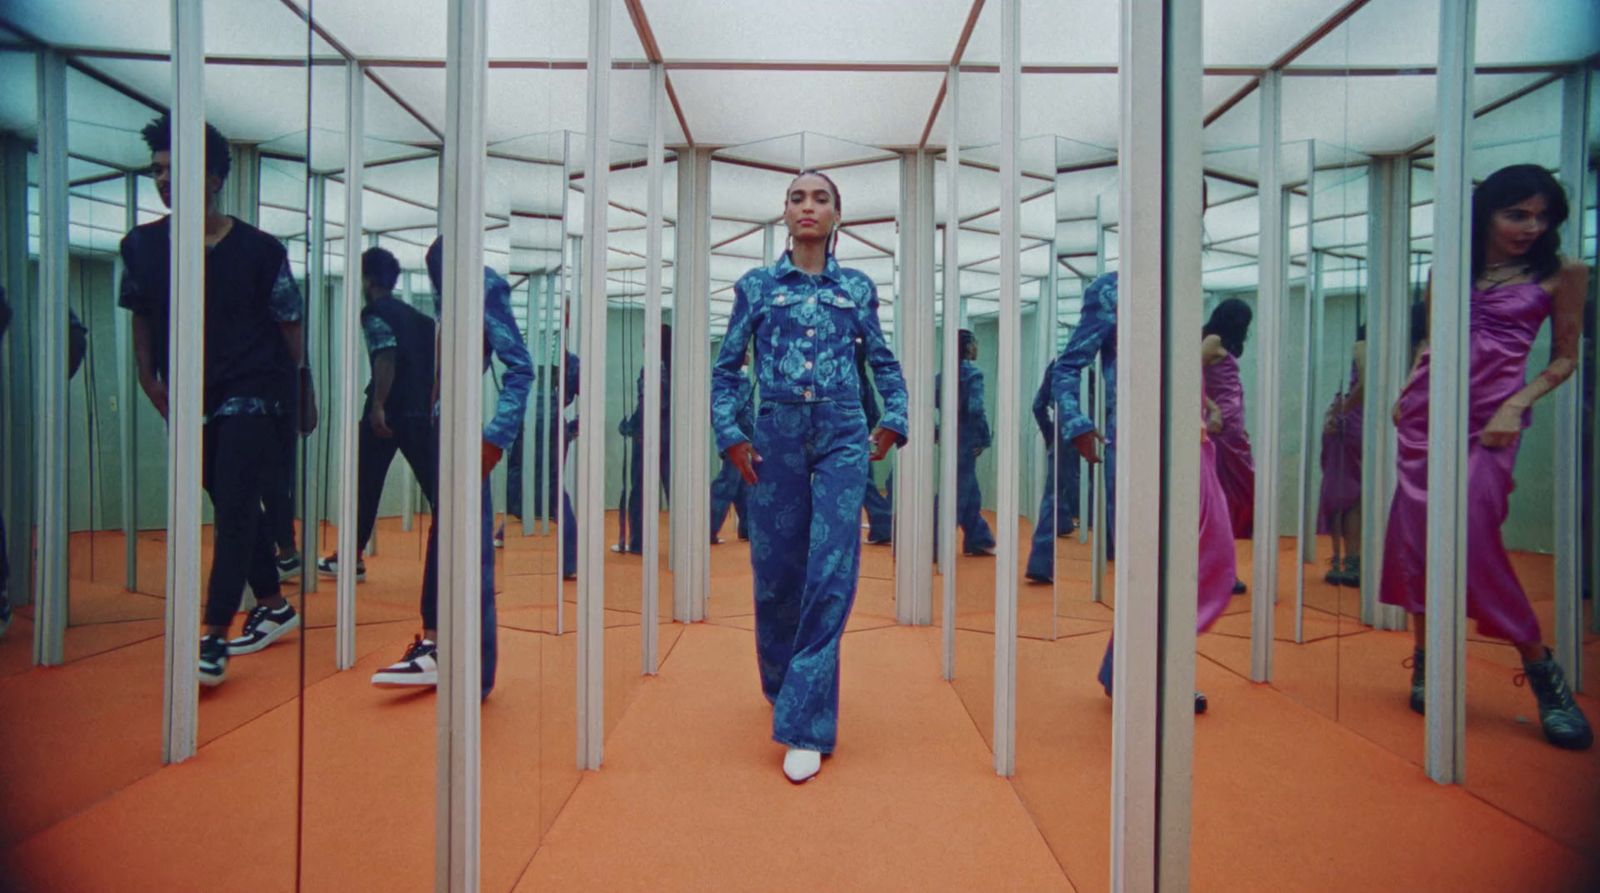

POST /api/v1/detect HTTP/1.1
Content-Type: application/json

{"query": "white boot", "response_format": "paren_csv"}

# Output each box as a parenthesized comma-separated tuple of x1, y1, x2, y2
(783, 748, 822, 784)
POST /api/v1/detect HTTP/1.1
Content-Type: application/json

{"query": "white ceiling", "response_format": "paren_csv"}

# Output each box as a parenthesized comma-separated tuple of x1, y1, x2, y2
(2, 0, 1596, 332)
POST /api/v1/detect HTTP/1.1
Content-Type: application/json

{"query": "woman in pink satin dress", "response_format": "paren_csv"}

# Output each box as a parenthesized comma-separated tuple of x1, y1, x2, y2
(1379, 164, 1590, 750)
(1094, 388, 1239, 715)
(1202, 298, 1256, 594)
(1317, 334, 1365, 586)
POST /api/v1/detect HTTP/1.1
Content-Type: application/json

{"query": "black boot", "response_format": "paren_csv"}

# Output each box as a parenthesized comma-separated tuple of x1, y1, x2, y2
(1405, 648, 1425, 715)
(1518, 649, 1594, 751)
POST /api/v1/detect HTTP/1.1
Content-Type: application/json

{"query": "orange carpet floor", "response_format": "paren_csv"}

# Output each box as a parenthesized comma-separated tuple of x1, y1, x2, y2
(1, 519, 1597, 891)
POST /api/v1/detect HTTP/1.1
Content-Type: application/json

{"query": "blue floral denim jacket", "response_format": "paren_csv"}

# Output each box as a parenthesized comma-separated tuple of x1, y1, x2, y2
(711, 253, 908, 455)
(432, 267, 534, 450)
(1052, 271, 1118, 444)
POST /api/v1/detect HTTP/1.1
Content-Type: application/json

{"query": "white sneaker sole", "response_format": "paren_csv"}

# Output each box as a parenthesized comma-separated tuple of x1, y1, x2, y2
(372, 670, 438, 687)
(319, 564, 367, 582)
(228, 612, 301, 656)
(199, 669, 226, 687)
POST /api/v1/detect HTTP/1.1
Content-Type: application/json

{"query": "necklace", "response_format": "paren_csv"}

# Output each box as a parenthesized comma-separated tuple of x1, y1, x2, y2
(1478, 259, 1528, 289)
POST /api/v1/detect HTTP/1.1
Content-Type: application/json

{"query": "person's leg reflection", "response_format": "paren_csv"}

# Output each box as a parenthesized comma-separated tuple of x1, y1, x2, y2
(1025, 454, 1056, 583)
(955, 446, 995, 555)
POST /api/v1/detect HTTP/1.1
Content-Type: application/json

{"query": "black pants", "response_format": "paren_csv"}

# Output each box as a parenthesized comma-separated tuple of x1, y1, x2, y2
(355, 415, 439, 554)
(202, 414, 289, 628)
(262, 421, 298, 555)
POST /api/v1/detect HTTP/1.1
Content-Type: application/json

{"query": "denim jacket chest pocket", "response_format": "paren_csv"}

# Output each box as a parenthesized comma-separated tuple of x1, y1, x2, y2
(765, 289, 860, 346)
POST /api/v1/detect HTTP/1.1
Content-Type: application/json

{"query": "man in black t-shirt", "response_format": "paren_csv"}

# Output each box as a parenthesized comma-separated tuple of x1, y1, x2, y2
(316, 247, 439, 581)
(119, 115, 316, 687)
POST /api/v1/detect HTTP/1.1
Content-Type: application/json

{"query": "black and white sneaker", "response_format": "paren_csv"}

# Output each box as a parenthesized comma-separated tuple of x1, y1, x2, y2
(199, 634, 229, 687)
(277, 552, 303, 582)
(316, 554, 366, 582)
(372, 636, 439, 687)
(227, 602, 301, 655)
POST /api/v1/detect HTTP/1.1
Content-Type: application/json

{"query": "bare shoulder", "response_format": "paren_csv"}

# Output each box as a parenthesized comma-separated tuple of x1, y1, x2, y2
(1546, 258, 1590, 300)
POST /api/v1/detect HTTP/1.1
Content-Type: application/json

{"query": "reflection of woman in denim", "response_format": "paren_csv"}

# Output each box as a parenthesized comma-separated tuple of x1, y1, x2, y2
(1070, 272, 1234, 713)
(710, 351, 753, 543)
(933, 330, 996, 556)
(711, 170, 907, 784)
(617, 325, 671, 554)
(857, 338, 894, 544)
(1024, 355, 1081, 584)
(1051, 274, 1118, 561)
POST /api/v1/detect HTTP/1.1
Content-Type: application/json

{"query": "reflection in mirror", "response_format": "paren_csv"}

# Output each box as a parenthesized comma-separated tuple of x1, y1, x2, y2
(1046, 144, 1117, 642)
(294, 50, 447, 884)
(1291, 144, 1369, 719)
(1193, 134, 1262, 685)
(1006, 134, 1056, 642)
(1005, 9, 1126, 863)
(2, 6, 315, 884)
(1446, 13, 1600, 859)
(941, 65, 1001, 771)
(498, 129, 571, 638)
(603, 128, 654, 738)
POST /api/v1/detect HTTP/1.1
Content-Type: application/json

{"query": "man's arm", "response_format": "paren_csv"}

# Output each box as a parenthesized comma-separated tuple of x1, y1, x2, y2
(119, 235, 169, 418)
(266, 255, 314, 431)
(130, 314, 168, 419)
(370, 351, 397, 410)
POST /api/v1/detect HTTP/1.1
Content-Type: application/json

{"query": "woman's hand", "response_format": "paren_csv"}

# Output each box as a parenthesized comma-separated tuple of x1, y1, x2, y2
(727, 441, 761, 485)
(1391, 399, 1402, 427)
(1480, 400, 1525, 449)
(482, 440, 504, 478)
(1073, 429, 1104, 464)
(869, 427, 899, 461)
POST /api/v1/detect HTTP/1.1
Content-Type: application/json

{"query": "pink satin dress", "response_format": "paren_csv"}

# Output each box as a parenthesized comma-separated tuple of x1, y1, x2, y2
(1316, 361, 1364, 533)
(1204, 352, 1256, 539)
(1198, 430, 1240, 633)
(1379, 281, 1552, 643)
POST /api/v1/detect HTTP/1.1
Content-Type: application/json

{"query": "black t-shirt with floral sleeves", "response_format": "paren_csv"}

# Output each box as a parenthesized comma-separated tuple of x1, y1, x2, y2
(118, 216, 303, 418)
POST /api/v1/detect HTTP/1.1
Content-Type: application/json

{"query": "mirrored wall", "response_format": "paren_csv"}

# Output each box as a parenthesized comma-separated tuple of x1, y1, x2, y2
(1, 2, 1595, 891)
